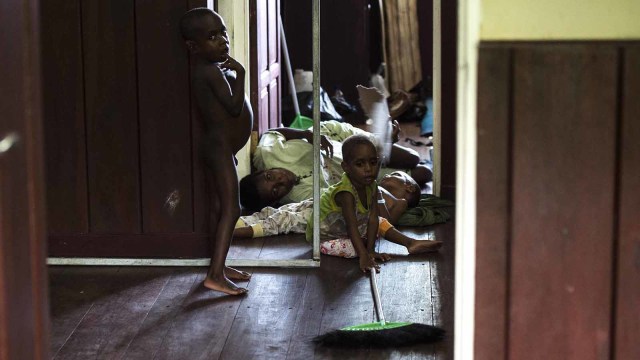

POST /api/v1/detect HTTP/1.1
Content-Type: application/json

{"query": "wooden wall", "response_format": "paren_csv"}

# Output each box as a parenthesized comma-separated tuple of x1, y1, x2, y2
(41, 0, 213, 258)
(475, 42, 640, 360)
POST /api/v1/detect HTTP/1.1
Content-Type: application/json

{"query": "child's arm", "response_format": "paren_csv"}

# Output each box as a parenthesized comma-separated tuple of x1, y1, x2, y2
(366, 184, 380, 254)
(335, 191, 378, 272)
(208, 55, 246, 117)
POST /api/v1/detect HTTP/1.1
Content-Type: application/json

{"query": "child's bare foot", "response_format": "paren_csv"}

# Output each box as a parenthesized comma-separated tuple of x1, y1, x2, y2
(203, 275, 248, 295)
(224, 266, 251, 281)
(407, 240, 443, 254)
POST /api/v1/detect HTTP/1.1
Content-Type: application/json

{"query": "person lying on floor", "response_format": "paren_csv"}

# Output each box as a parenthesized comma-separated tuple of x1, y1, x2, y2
(239, 120, 433, 211)
(234, 170, 420, 238)
(311, 135, 441, 272)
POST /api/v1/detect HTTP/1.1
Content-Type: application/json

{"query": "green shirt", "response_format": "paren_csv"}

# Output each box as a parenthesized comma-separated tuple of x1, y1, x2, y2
(305, 173, 376, 242)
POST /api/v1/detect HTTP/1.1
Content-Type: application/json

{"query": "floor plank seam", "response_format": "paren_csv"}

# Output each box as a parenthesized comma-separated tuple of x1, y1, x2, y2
(283, 271, 312, 360)
(120, 272, 173, 358)
(52, 302, 96, 359)
(152, 271, 202, 360)
(216, 273, 254, 359)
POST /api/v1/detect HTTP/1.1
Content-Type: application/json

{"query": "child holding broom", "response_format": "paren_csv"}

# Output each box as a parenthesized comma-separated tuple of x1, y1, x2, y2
(307, 135, 441, 273)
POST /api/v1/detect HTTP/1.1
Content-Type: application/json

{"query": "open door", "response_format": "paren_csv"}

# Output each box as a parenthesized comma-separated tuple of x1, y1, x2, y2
(250, 0, 282, 133)
(0, 0, 50, 358)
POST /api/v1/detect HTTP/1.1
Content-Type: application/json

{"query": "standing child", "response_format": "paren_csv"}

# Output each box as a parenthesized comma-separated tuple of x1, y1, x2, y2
(180, 8, 253, 295)
(307, 135, 442, 273)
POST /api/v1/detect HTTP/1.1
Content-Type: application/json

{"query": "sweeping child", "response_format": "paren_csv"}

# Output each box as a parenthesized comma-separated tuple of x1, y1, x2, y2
(180, 8, 253, 295)
(307, 135, 442, 273)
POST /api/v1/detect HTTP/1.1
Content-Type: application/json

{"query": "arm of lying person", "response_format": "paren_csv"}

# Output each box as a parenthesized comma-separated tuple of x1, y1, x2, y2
(377, 187, 409, 225)
(270, 128, 334, 157)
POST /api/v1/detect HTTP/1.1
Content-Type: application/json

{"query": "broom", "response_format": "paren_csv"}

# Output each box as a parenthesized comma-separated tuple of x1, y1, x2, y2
(314, 86, 444, 348)
(313, 268, 445, 348)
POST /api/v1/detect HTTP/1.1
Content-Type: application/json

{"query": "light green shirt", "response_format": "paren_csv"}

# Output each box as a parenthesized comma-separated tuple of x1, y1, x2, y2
(253, 120, 399, 204)
(305, 173, 375, 242)
(253, 121, 369, 204)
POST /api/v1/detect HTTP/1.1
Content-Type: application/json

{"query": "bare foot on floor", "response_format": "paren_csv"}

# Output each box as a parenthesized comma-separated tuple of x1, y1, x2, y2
(407, 240, 443, 254)
(203, 275, 248, 295)
(224, 266, 251, 281)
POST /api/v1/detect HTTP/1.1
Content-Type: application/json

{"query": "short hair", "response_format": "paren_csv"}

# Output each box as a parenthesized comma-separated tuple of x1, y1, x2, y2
(179, 7, 215, 41)
(239, 171, 268, 211)
(342, 135, 377, 163)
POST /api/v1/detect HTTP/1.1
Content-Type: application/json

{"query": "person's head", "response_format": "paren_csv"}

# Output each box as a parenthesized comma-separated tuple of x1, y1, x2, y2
(341, 135, 379, 187)
(179, 8, 229, 63)
(239, 168, 298, 211)
(379, 171, 421, 207)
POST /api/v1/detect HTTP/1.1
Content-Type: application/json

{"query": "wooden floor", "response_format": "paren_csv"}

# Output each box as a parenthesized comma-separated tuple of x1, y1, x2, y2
(48, 121, 452, 359)
(49, 219, 454, 360)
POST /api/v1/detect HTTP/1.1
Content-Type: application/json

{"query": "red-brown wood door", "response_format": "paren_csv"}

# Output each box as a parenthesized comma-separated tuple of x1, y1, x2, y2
(0, 0, 50, 358)
(250, 0, 282, 133)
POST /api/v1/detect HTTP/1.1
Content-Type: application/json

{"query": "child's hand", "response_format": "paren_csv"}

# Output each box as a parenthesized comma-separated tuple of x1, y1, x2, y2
(307, 133, 334, 158)
(390, 119, 400, 143)
(319, 135, 334, 158)
(370, 252, 391, 262)
(220, 55, 245, 74)
(359, 255, 379, 273)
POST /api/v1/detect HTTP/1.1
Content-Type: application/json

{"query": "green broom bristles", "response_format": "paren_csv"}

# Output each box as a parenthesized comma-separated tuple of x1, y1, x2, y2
(314, 268, 445, 348)
(313, 321, 445, 348)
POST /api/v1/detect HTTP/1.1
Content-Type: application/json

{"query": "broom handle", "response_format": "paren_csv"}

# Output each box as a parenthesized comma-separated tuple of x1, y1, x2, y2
(279, 15, 300, 116)
(370, 268, 386, 326)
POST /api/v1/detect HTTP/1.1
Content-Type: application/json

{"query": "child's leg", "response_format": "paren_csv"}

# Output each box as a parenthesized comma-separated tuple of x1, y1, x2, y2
(381, 223, 443, 254)
(203, 148, 247, 295)
(320, 238, 358, 258)
(206, 169, 250, 280)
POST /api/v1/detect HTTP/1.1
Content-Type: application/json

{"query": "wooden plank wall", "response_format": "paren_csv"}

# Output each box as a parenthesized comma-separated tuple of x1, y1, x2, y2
(475, 42, 640, 360)
(615, 46, 640, 360)
(42, 0, 208, 257)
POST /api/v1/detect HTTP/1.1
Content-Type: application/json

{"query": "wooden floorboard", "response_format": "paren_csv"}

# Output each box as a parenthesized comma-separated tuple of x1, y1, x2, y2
(120, 268, 200, 359)
(220, 269, 309, 359)
(51, 267, 174, 359)
(49, 218, 453, 359)
(49, 121, 452, 359)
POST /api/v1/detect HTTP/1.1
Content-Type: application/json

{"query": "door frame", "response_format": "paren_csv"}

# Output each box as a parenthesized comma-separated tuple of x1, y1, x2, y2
(0, 0, 50, 358)
(454, 0, 480, 359)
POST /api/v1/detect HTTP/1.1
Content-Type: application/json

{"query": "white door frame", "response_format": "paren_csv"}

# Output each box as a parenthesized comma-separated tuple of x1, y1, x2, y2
(454, 0, 480, 358)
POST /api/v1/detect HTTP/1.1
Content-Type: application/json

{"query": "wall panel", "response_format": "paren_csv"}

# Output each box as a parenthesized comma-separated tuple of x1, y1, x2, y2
(475, 42, 640, 360)
(136, 0, 193, 233)
(510, 45, 617, 360)
(41, 0, 88, 234)
(614, 45, 640, 360)
(474, 47, 511, 360)
(82, 0, 141, 233)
